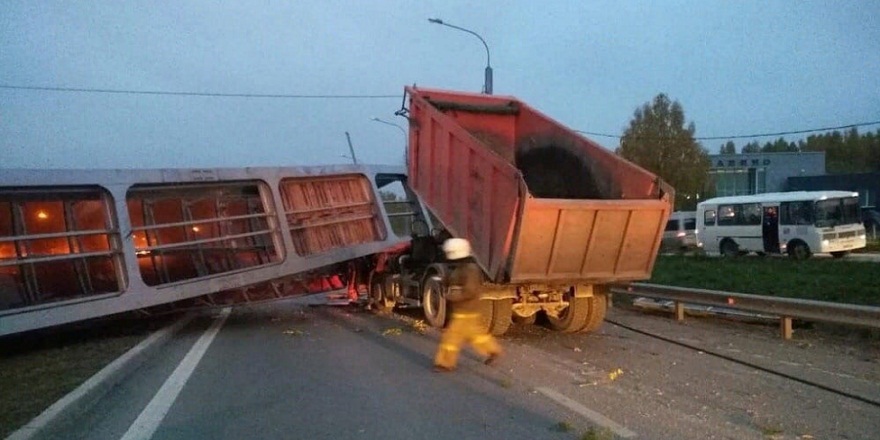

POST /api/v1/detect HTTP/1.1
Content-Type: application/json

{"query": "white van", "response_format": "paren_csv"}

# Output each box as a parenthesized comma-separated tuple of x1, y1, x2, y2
(662, 211, 699, 252)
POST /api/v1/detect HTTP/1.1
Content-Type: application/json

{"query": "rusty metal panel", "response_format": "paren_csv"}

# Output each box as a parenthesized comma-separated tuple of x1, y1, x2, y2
(510, 198, 669, 283)
(279, 174, 385, 256)
(408, 93, 522, 281)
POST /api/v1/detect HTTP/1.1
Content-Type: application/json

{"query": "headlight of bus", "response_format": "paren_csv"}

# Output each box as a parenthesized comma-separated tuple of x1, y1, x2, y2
(860, 234, 867, 240)
(822, 239, 829, 246)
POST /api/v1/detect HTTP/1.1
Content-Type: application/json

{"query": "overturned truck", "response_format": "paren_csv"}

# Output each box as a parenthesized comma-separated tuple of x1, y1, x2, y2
(368, 87, 674, 335)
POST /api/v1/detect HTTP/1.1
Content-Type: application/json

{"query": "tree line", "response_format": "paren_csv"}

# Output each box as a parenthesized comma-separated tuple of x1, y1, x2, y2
(718, 128, 880, 173)
(615, 93, 879, 210)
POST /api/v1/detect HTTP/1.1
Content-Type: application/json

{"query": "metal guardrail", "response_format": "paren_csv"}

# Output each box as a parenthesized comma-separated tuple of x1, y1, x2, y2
(610, 283, 880, 339)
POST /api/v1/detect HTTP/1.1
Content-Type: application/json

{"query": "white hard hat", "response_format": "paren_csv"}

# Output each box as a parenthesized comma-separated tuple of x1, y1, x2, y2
(442, 238, 472, 260)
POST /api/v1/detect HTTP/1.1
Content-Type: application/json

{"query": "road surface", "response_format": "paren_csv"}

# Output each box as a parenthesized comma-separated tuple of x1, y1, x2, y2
(34, 300, 880, 440)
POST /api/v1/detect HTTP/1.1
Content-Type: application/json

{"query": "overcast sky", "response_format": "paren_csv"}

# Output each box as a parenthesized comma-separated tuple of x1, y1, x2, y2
(2, 1, 878, 169)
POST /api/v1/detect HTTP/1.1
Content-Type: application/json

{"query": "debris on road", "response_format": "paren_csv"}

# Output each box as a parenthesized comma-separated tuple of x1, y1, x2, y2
(382, 327, 403, 336)
(608, 368, 624, 381)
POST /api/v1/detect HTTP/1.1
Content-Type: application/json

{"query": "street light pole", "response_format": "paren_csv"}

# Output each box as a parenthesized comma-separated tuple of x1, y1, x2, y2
(371, 117, 408, 165)
(428, 18, 492, 94)
(370, 117, 406, 138)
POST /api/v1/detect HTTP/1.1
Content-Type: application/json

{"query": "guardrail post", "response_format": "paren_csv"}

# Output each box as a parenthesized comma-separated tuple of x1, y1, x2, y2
(780, 317, 793, 340)
(607, 293, 613, 309)
(674, 301, 685, 322)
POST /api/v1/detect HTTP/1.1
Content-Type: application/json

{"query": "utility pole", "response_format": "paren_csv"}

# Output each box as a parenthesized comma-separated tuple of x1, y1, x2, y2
(344, 131, 358, 164)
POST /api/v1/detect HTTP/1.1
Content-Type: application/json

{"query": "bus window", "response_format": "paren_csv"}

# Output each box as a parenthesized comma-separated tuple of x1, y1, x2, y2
(718, 205, 736, 226)
(704, 210, 716, 226)
(742, 203, 762, 225)
(842, 197, 860, 225)
(815, 199, 842, 228)
(781, 201, 812, 225)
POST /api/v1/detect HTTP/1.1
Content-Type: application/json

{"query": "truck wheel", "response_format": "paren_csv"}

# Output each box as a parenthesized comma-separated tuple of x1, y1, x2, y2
(546, 288, 590, 333)
(489, 299, 513, 336)
(421, 273, 447, 328)
(475, 299, 513, 336)
(368, 272, 394, 311)
(512, 312, 537, 325)
(579, 292, 607, 334)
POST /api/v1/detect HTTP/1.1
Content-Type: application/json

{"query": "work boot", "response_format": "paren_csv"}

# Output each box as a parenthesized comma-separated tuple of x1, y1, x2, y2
(484, 353, 500, 366)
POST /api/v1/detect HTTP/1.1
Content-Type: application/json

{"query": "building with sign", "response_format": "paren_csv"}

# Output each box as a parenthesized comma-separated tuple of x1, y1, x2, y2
(708, 151, 824, 197)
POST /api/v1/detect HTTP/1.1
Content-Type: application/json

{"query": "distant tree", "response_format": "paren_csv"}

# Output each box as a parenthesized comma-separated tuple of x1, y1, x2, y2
(616, 93, 710, 210)
(379, 190, 399, 202)
(761, 137, 798, 153)
(719, 141, 736, 154)
(741, 141, 761, 153)
(796, 128, 879, 173)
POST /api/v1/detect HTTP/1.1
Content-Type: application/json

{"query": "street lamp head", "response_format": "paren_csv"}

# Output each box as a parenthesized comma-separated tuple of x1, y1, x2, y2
(428, 18, 443, 24)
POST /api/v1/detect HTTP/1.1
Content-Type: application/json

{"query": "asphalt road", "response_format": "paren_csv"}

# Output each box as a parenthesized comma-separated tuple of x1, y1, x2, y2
(35, 300, 880, 440)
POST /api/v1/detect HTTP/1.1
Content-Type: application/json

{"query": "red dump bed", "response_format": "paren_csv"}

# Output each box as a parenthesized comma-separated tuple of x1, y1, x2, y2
(405, 87, 674, 284)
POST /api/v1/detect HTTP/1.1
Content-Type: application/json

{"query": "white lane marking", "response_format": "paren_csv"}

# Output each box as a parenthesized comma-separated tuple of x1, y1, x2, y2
(6, 315, 194, 440)
(536, 387, 638, 438)
(120, 307, 231, 440)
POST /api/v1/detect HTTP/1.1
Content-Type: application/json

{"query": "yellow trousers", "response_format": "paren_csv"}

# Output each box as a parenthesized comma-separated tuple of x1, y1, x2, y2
(434, 313, 501, 369)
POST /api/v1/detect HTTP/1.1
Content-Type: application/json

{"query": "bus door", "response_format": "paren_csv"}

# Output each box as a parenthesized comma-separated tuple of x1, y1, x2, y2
(762, 206, 780, 253)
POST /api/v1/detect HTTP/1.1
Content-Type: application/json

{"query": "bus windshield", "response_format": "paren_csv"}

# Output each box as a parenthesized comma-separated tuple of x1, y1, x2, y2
(814, 197, 861, 228)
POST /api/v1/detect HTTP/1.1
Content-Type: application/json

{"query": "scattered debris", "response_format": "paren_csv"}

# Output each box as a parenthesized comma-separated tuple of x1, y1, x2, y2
(411, 320, 429, 334)
(382, 327, 403, 336)
(573, 347, 582, 352)
(550, 421, 573, 433)
(283, 329, 305, 336)
(608, 368, 624, 381)
(581, 426, 614, 440)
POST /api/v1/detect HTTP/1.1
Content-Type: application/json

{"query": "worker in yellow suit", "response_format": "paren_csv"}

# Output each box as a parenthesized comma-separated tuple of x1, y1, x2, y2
(433, 238, 502, 372)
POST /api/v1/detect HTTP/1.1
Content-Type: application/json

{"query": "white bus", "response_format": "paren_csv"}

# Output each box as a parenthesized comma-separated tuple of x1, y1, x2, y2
(696, 191, 867, 259)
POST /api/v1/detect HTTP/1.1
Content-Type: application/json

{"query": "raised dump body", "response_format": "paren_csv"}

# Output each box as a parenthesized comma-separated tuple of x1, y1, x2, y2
(405, 87, 674, 285)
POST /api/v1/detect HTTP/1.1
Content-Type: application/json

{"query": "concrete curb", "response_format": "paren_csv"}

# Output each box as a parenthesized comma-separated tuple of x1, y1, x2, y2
(6, 313, 195, 440)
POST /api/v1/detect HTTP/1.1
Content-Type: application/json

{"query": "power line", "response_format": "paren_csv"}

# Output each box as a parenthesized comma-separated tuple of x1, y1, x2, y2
(0, 84, 399, 99)
(3, 83, 878, 140)
(576, 120, 880, 141)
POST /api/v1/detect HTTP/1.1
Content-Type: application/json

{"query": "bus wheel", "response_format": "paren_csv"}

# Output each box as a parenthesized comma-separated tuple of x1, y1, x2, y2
(788, 241, 812, 260)
(830, 251, 849, 259)
(720, 239, 739, 257)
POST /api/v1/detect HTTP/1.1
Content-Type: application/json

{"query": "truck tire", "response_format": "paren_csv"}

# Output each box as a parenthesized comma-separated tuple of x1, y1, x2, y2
(512, 313, 537, 325)
(475, 299, 513, 336)
(422, 273, 447, 328)
(546, 288, 590, 333)
(368, 272, 394, 311)
(489, 299, 513, 336)
(578, 292, 607, 334)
